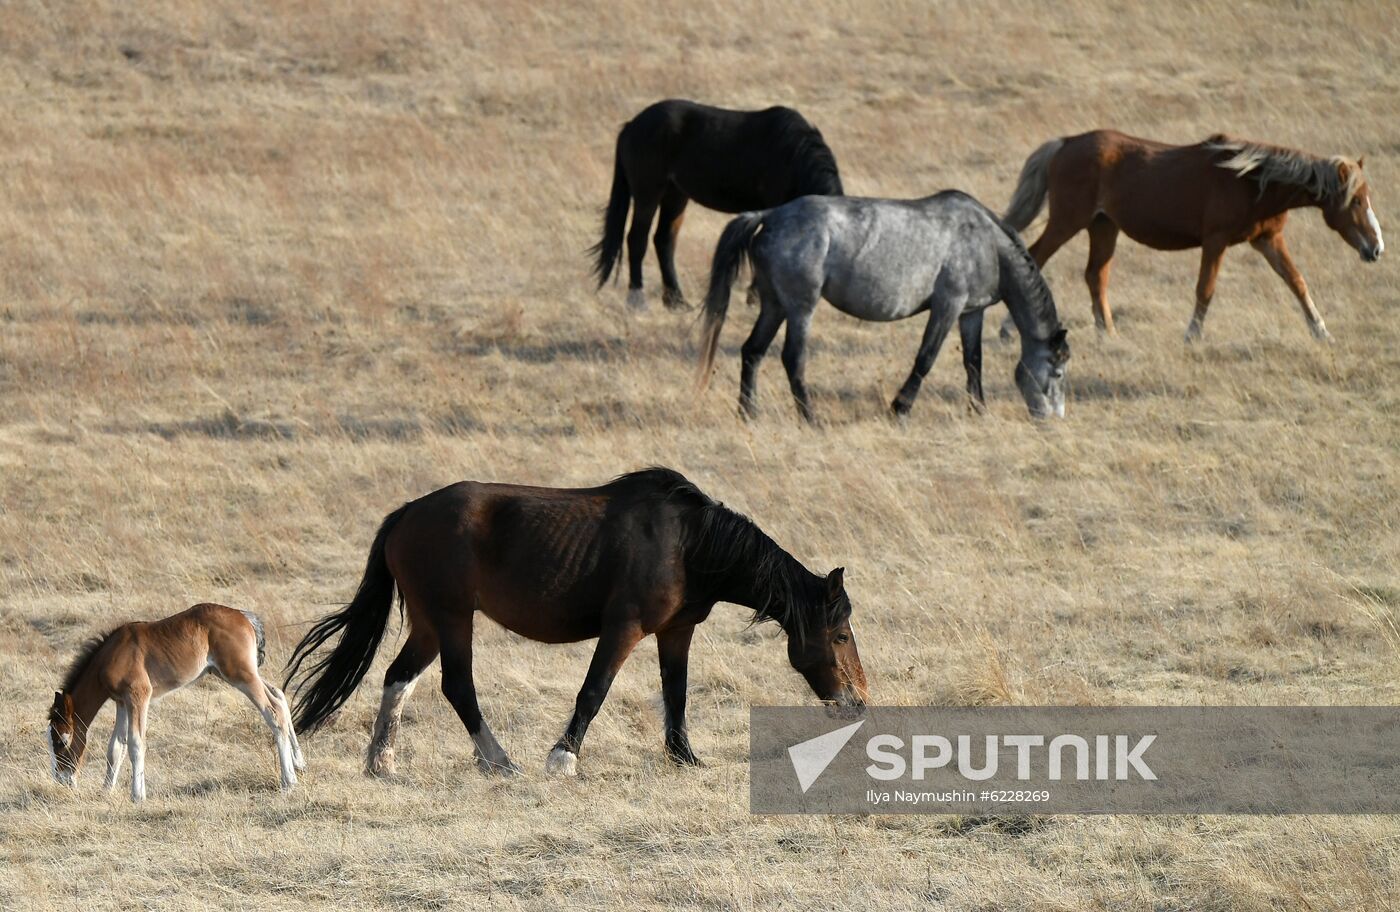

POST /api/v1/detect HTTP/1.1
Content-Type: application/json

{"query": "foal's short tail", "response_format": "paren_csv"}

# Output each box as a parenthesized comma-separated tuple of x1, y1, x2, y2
(238, 609, 267, 667)
(697, 211, 766, 390)
(588, 131, 631, 288)
(284, 503, 410, 734)
(1003, 137, 1065, 232)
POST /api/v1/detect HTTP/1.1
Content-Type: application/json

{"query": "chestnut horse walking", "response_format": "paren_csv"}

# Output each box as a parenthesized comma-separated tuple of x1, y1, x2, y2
(1001, 130, 1383, 341)
(47, 603, 304, 802)
(285, 468, 868, 778)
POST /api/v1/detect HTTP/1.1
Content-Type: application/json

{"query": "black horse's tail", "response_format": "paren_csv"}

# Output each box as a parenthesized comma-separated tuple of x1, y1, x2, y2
(589, 130, 631, 288)
(697, 211, 766, 390)
(284, 503, 410, 734)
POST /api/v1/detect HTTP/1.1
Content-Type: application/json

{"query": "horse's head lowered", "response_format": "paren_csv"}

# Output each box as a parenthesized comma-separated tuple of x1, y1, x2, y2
(1321, 158, 1383, 263)
(1015, 327, 1070, 419)
(787, 568, 869, 706)
(48, 691, 81, 785)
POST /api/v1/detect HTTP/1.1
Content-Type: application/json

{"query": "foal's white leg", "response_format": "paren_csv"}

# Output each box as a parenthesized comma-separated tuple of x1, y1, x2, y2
(104, 704, 129, 791)
(265, 684, 305, 771)
(127, 694, 150, 802)
(231, 676, 297, 791)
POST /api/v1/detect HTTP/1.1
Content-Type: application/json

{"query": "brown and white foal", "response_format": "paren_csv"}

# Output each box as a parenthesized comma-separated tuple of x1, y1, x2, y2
(47, 603, 303, 801)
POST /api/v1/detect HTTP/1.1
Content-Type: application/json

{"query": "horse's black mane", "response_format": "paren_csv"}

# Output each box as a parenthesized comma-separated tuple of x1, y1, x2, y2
(609, 467, 824, 642)
(765, 107, 844, 197)
(59, 632, 115, 694)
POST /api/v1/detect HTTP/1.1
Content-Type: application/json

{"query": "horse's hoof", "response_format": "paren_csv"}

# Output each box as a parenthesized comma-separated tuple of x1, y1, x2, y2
(477, 755, 523, 777)
(545, 747, 578, 777)
(666, 748, 704, 767)
(967, 399, 987, 416)
(1183, 321, 1204, 343)
(662, 289, 690, 311)
(1312, 323, 1333, 343)
(626, 288, 647, 312)
(365, 748, 395, 778)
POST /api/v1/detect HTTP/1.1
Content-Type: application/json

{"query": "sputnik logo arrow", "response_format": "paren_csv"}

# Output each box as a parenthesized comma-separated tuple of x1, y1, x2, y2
(788, 719, 866, 793)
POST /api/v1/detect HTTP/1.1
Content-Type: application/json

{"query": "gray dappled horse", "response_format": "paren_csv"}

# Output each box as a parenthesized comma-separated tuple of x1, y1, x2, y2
(698, 191, 1070, 422)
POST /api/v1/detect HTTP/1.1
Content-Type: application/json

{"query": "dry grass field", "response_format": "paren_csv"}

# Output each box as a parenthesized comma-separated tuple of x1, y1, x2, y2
(2, 1, 1399, 909)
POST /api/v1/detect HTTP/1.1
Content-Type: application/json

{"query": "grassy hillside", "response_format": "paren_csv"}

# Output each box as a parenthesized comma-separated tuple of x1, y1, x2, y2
(1, 2, 1397, 909)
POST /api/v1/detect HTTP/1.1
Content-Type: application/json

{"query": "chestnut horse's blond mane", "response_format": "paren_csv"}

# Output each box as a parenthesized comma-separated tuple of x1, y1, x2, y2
(1206, 136, 1364, 204)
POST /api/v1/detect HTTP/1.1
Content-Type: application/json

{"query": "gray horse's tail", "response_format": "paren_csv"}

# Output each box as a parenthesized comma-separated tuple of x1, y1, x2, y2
(1004, 138, 1064, 231)
(698, 211, 766, 390)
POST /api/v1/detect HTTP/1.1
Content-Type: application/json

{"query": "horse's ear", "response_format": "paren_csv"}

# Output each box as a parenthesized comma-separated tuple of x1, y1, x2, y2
(63, 694, 75, 718)
(826, 567, 845, 600)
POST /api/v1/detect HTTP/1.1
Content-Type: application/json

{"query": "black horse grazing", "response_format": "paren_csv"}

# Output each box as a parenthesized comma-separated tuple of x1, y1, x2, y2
(285, 468, 868, 778)
(590, 99, 844, 311)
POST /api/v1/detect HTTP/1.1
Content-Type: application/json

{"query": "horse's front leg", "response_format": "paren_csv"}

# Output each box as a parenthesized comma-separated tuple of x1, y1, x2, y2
(892, 298, 962, 418)
(103, 704, 129, 790)
(547, 621, 645, 776)
(1250, 233, 1331, 342)
(126, 689, 151, 802)
(656, 624, 700, 765)
(958, 309, 987, 414)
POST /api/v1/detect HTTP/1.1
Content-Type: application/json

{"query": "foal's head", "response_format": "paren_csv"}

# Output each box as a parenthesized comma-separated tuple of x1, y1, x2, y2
(1321, 159, 1384, 263)
(47, 691, 81, 785)
(786, 568, 869, 707)
(1015, 327, 1070, 419)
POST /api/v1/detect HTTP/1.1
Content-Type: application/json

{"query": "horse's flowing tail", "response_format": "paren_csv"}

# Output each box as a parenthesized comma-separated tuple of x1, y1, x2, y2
(589, 132, 631, 288)
(284, 504, 410, 734)
(238, 609, 267, 667)
(1004, 138, 1065, 232)
(697, 211, 766, 389)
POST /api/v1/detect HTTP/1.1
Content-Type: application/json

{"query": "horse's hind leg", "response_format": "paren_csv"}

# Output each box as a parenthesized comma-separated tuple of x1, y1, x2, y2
(893, 294, 964, 418)
(548, 620, 645, 776)
(365, 628, 439, 777)
(263, 684, 305, 770)
(959, 309, 987, 415)
(781, 309, 818, 424)
(228, 667, 298, 791)
(739, 292, 786, 419)
(626, 191, 661, 311)
(655, 185, 690, 310)
(437, 616, 519, 776)
(1085, 215, 1120, 334)
(103, 703, 129, 790)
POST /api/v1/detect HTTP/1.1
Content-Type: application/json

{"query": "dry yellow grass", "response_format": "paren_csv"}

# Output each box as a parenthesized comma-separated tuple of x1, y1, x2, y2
(2, 1, 1399, 909)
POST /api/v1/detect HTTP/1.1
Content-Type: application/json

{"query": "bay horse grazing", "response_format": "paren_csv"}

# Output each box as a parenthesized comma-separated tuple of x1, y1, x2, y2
(47, 603, 304, 802)
(1001, 130, 1384, 342)
(697, 191, 1070, 422)
(590, 99, 844, 311)
(284, 468, 867, 778)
